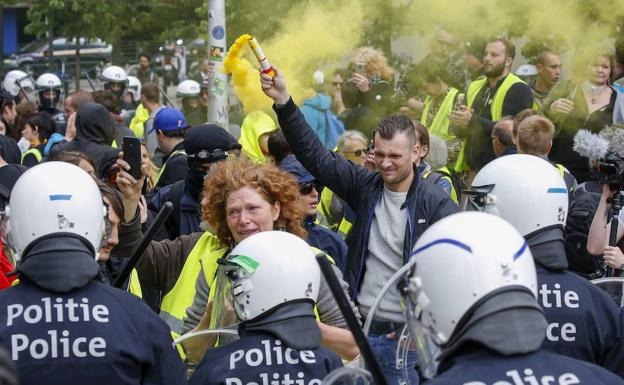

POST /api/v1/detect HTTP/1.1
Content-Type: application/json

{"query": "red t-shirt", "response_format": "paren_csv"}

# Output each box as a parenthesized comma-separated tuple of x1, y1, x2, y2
(0, 238, 16, 289)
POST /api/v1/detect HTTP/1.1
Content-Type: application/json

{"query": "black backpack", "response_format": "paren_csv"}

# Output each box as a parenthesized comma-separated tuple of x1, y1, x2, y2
(564, 182, 605, 278)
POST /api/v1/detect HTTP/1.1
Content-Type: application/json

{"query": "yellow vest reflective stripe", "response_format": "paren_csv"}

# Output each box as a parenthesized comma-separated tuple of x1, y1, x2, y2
(155, 149, 187, 186)
(421, 88, 459, 141)
(318, 188, 338, 231)
(21, 148, 42, 164)
(554, 163, 566, 178)
(455, 74, 526, 172)
(423, 167, 458, 204)
(337, 217, 353, 240)
(160, 232, 220, 336)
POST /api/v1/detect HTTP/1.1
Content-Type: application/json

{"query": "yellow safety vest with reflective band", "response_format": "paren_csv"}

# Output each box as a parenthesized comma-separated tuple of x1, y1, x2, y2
(129, 104, 150, 138)
(318, 188, 353, 239)
(21, 148, 42, 164)
(155, 149, 187, 186)
(423, 167, 459, 204)
(421, 88, 459, 141)
(159, 232, 220, 343)
(128, 269, 142, 298)
(455, 74, 526, 172)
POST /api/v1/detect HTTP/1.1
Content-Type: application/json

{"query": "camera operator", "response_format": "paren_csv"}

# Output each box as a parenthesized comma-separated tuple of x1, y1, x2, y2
(586, 127, 624, 271)
(587, 180, 624, 271)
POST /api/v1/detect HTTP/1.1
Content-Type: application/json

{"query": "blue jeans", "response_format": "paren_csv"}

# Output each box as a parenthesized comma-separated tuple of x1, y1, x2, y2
(368, 333, 419, 385)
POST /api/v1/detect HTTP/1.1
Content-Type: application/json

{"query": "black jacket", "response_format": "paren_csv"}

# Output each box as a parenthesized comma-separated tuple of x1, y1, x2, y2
(275, 98, 458, 299)
(51, 102, 120, 178)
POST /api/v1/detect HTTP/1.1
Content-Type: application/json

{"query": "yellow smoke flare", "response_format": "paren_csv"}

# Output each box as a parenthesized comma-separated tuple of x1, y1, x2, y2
(223, 34, 273, 114)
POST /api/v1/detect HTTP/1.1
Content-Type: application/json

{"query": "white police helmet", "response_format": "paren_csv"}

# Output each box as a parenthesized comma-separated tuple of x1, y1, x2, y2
(400, 211, 536, 378)
(35, 73, 63, 109)
(464, 154, 568, 236)
(126, 75, 141, 102)
(220, 231, 321, 322)
(2, 162, 107, 261)
(100, 65, 128, 96)
(516, 64, 537, 78)
(3, 70, 35, 100)
(176, 79, 201, 98)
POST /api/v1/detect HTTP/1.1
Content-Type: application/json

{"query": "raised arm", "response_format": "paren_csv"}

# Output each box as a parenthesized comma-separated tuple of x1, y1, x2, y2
(260, 67, 375, 210)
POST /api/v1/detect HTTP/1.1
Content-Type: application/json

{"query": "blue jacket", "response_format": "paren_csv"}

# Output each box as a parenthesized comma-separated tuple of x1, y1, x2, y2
(190, 334, 342, 385)
(275, 98, 458, 300)
(305, 217, 348, 273)
(0, 281, 186, 385)
(430, 348, 624, 384)
(537, 265, 624, 376)
(301, 93, 344, 149)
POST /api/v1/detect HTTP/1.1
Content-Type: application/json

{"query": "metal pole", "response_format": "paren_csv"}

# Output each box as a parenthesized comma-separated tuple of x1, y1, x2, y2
(206, 0, 229, 129)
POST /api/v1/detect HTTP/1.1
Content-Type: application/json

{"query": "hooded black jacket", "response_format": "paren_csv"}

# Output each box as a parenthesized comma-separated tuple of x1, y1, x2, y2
(51, 102, 120, 178)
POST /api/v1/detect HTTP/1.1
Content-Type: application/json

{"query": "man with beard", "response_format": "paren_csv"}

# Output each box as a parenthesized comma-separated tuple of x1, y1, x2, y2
(531, 51, 562, 109)
(450, 38, 534, 173)
(148, 124, 241, 240)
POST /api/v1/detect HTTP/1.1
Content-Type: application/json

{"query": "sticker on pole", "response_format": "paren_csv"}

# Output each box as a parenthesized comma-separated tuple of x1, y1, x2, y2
(212, 26, 225, 40)
(209, 46, 225, 62)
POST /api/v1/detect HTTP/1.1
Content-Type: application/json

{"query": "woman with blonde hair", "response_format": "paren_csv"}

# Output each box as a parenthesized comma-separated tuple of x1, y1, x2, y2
(347, 46, 396, 117)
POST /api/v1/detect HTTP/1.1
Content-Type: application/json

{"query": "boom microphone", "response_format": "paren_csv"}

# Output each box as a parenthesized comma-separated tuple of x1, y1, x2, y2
(599, 125, 624, 157)
(573, 129, 609, 160)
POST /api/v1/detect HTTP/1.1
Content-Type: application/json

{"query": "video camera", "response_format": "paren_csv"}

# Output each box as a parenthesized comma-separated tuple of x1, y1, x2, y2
(598, 151, 624, 190)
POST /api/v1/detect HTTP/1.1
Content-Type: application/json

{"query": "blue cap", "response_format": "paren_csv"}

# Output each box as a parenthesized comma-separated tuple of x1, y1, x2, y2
(150, 107, 188, 133)
(279, 154, 315, 183)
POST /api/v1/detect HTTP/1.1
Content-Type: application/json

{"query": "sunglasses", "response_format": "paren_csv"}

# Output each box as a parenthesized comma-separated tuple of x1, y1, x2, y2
(343, 148, 368, 157)
(299, 182, 323, 195)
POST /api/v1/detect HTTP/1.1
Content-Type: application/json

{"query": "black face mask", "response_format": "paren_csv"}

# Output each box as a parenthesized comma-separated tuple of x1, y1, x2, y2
(186, 167, 207, 202)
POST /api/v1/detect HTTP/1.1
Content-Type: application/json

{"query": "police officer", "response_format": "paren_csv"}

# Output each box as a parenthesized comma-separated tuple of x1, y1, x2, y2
(189, 231, 343, 385)
(464, 154, 624, 377)
(35, 73, 67, 135)
(399, 211, 624, 383)
(2, 70, 35, 104)
(0, 162, 186, 385)
(176, 79, 205, 126)
(100, 65, 132, 111)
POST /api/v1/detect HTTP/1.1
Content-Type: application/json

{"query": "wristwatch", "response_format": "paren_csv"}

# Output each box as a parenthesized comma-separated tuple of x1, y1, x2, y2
(619, 263, 624, 271)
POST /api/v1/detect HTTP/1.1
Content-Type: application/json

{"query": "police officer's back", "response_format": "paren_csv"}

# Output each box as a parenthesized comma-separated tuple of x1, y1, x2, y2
(189, 231, 343, 385)
(399, 212, 624, 384)
(467, 154, 624, 377)
(0, 162, 186, 385)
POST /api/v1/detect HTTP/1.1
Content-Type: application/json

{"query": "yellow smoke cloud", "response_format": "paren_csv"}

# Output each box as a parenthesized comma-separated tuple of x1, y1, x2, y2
(224, 0, 624, 115)
(223, 0, 366, 114)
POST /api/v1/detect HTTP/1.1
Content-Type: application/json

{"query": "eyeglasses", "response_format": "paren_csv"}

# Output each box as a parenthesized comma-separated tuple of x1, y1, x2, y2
(299, 182, 323, 195)
(343, 148, 368, 157)
(332, 81, 344, 86)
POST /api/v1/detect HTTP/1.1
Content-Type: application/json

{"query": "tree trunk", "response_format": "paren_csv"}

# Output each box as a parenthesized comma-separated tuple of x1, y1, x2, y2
(74, 37, 81, 92)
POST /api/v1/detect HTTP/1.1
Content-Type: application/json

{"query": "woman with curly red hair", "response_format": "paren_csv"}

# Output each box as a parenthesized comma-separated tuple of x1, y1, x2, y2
(201, 156, 306, 247)
(137, 155, 359, 363)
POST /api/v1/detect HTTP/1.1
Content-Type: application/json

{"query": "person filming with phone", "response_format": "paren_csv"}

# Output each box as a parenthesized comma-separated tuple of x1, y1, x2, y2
(347, 47, 396, 117)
